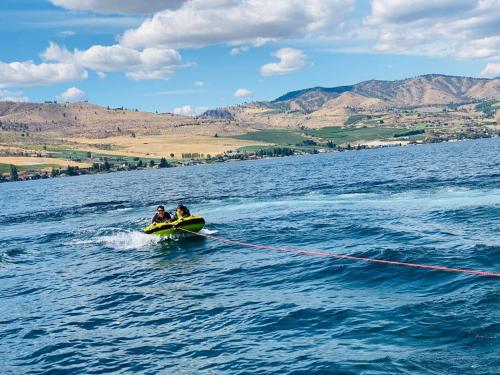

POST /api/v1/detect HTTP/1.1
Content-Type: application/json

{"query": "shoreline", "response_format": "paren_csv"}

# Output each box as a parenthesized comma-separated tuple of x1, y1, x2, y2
(1, 135, 497, 184)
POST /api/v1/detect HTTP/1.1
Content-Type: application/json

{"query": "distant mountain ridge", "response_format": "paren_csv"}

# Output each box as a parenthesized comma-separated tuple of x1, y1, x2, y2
(1, 74, 498, 138)
(204, 74, 500, 119)
(274, 74, 499, 111)
(273, 85, 354, 102)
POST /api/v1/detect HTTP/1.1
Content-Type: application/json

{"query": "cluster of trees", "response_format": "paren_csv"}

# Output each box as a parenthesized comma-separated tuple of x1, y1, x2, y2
(92, 161, 113, 171)
(394, 129, 425, 137)
(89, 157, 170, 172)
(296, 139, 317, 147)
(181, 153, 205, 159)
(158, 158, 169, 168)
(475, 101, 497, 118)
(49, 166, 80, 177)
(253, 147, 295, 157)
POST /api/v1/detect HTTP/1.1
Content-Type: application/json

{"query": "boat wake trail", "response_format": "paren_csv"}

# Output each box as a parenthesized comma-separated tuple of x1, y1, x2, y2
(100, 231, 163, 249)
(69, 231, 162, 249)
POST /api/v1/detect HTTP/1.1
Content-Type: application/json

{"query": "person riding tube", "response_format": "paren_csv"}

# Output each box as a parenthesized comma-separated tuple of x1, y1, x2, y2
(173, 204, 191, 221)
(151, 205, 172, 224)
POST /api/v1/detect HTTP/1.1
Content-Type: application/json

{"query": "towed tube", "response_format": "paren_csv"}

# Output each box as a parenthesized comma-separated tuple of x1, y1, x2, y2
(143, 215, 205, 236)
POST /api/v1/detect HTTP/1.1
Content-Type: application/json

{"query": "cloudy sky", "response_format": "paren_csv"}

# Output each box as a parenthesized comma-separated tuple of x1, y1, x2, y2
(1, 0, 499, 113)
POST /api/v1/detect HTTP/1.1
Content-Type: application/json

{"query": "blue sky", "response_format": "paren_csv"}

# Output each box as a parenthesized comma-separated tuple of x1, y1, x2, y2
(0, 0, 498, 113)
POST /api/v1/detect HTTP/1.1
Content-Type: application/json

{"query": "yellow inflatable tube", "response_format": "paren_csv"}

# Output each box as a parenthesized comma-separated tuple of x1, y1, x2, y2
(143, 215, 205, 236)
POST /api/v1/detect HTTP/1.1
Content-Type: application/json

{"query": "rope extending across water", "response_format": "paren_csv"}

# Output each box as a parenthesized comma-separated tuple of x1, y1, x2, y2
(179, 228, 500, 278)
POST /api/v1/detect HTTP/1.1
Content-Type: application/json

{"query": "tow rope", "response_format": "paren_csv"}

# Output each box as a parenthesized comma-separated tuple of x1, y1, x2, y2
(179, 228, 500, 278)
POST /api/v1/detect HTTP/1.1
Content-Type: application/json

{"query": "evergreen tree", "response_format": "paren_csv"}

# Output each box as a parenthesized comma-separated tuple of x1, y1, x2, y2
(159, 158, 168, 168)
(66, 166, 79, 176)
(10, 165, 18, 181)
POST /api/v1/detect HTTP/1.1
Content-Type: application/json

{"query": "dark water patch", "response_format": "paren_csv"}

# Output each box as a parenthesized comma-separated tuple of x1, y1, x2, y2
(90, 292, 147, 311)
(22, 329, 47, 340)
(63, 317, 116, 331)
(0, 200, 133, 226)
(430, 204, 500, 223)
(0, 245, 27, 263)
(405, 351, 498, 375)
(0, 285, 49, 299)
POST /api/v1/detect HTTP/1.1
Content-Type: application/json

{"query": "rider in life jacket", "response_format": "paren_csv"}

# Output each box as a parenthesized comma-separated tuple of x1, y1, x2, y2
(172, 204, 191, 221)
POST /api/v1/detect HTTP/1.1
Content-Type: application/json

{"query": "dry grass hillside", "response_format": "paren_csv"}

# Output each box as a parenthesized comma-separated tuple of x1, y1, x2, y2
(203, 75, 500, 129)
(0, 102, 266, 163)
(0, 101, 251, 138)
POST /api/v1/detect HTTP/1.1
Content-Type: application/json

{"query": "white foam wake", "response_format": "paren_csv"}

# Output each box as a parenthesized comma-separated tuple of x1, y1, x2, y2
(100, 231, 162, 249)
(70, 231, 162, 249)
(200, 228, 218, 235)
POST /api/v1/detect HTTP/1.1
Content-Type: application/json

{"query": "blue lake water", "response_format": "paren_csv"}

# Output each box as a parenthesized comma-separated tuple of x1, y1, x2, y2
(1, 138, 499, 374)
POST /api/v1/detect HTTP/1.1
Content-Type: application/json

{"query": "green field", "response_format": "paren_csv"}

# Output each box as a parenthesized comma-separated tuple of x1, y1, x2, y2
(234, 126, 415, 149)
(41, 148, 161, 165)
(2, 142, 161, 165)
(0, 163, 60, 174)
(0, 144, 177, 178)
(238, 144, 318, 153)
(304, 126, 407, 144)
(231, 130, 307, 145)
(344, 114, 366, 125)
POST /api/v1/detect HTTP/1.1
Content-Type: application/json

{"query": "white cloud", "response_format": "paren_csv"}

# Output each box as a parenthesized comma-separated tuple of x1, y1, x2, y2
(457, 36, 500, 59)
(194, 80, 205, 86)
(43, 42, 184, 80)
(58, 30, 75, 37)
(230, 46, 249, 56)
(364, 0, 500, 61)
(50, 0, 187, 14)
(120, 0, 355, 49)
(97, 71, 106, 79)
(42, 42, 73, 62)
(479, 63, 500, 78)
(260, 48, 308, 76)
(366, 0, 476, 25)
(56, 86, 87, 102)
(0, 60, 87, 88)
(0, 89, 28, 102)
(6, 0, 500, 91)
(234, 88, 253, 97)
(172, 105, 208, 116)
(173, 105, 193, 115)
